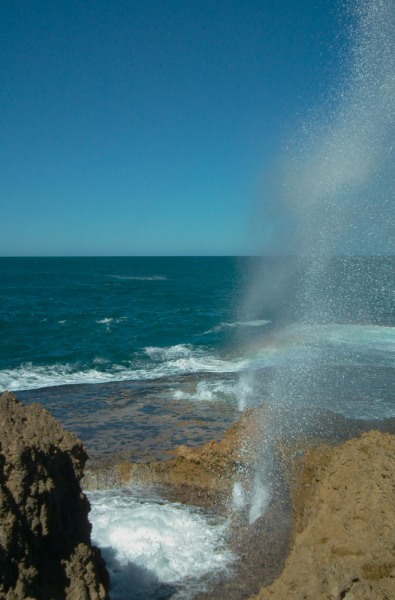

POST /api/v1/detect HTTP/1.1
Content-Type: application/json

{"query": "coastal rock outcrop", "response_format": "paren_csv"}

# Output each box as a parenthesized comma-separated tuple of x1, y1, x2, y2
(251, 430, 395, 600)
(83, 408, 260, 509)
(0, 391, 109, 600)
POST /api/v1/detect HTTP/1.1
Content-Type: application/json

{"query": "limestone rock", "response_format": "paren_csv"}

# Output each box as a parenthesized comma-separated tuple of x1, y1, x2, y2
(84, 408, 260, 510)
(0, 391, 109, 600)
(252, 430, 395, 600)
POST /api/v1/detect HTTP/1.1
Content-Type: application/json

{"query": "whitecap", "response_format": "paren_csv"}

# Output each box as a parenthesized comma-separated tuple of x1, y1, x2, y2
(107, 275, 167, 281)
(96, 317, 127, 330)
(145, 344, 192, 360)
(96, 318, 113, 331)
(3, 324, 392, 395)
(204, 319, 271, 334)
(172, 379, 243, 403)
(0, 351, 250, 393)
(93, 357, 110, 365)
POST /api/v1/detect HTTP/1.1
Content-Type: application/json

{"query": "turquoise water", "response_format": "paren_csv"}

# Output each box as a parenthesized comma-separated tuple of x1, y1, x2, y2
(1, 256, 395, 449)
(0, 257, 246, 389)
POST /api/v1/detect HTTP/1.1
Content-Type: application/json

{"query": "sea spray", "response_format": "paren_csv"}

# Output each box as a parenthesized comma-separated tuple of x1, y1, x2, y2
(237, 372, 253, 411)
(88, 488, 235, 600)
(238, 0, 395, 522)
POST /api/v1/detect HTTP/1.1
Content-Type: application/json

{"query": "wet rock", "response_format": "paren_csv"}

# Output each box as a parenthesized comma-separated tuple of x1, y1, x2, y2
(0, 391, 109, 600)
(251, 430, 395, 600)
(83, 408, 260, 510)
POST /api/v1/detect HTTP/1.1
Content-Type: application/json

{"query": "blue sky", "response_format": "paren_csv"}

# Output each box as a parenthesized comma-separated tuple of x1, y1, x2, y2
(0, 0, 357, 255)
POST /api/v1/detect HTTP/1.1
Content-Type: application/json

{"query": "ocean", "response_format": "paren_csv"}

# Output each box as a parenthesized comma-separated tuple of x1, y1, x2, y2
(1, 255, 395, 599)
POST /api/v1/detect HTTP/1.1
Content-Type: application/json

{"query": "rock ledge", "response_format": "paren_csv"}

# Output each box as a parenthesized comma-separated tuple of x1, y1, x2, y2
(252, 430, 395, 600)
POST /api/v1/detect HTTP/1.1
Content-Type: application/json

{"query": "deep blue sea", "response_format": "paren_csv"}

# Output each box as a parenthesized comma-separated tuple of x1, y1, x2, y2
(0, 257, 246, 388)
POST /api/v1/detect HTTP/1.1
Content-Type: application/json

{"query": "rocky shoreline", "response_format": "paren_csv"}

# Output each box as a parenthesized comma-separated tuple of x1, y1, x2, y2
(2, 390, 395, 599)
(252, 430, 395, 600)
(0, 391, 109, 600)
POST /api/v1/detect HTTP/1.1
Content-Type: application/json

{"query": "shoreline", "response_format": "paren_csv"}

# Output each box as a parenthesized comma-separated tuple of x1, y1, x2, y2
(2, 389, 395, 599)
(82, 405, 395, 599)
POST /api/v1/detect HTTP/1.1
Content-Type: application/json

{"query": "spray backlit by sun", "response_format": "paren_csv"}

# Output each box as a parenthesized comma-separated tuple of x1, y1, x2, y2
(238, 0, 395, 524)
(285, 0, 395, 258)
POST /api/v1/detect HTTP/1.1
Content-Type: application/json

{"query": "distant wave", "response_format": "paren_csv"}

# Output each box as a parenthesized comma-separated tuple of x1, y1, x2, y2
(107, 275, 167, 281)
(204, 319, 271, 334)
(173, 379, 244, 402)
(276, 323, 395, 352)
(96, 317, 128, 330)
(2, 324, 395, 393)
(145, 344, 193, 359)
(0, 347, 250, 392)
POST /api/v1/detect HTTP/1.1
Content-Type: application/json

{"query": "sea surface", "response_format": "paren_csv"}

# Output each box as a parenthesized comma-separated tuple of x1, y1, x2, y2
(1, 256, 395, 599)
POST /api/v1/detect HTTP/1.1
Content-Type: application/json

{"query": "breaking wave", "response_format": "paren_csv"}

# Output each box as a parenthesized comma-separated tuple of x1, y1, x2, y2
(107, 275, 167, 281)
(88, 488, 234, 600)
(1, 324, 394, 392)
(203, 319, 271, 334)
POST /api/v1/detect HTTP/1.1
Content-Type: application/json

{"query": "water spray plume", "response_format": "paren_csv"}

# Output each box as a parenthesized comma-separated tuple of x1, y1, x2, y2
(239, 0, 395, 523)
(287, 0, 395, 258)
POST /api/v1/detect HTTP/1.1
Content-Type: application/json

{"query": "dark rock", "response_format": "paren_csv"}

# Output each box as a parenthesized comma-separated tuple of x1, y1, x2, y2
(0, 391, 109, 600)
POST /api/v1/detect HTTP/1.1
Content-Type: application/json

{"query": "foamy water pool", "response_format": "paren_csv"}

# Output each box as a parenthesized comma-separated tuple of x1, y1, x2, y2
(88, 487, 235, 600)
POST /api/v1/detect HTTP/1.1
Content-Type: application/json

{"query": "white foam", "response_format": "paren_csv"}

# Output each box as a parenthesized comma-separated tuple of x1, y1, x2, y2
(173, 381, 215, 401)
(237, 373, 253, 411)
(96, 317, 128, 332)
(93, 357, 109, 364)
(2, 324, 394, 393)
(248, 474, 271, 525)
(204, 319, 271, 334)
(231, 482, 246, 511)
(238, 319, 271, 327)
(0, 351, 249, 393)
(251, 323, 395, 367)
(172, 378, 245, 403)
(108, 275, 167, 281)
(145, 344, 192, 360)
(96, 318, 112, 332)
(88, 488, 234, 599)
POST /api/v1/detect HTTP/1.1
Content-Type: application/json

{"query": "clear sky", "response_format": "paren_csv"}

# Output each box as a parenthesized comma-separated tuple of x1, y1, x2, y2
(0, 0, 362, 255)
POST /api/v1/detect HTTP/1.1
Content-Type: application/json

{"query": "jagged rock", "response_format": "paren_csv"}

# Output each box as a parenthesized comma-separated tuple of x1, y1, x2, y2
(0, 391, 109, 600)
(251, 430, 395, 600)
(83, 408, 260, 510)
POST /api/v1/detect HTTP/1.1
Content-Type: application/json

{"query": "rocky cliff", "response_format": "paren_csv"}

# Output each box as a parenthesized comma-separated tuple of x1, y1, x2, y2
(252, 430, 395, 600)
(0, 391, 109, 600)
